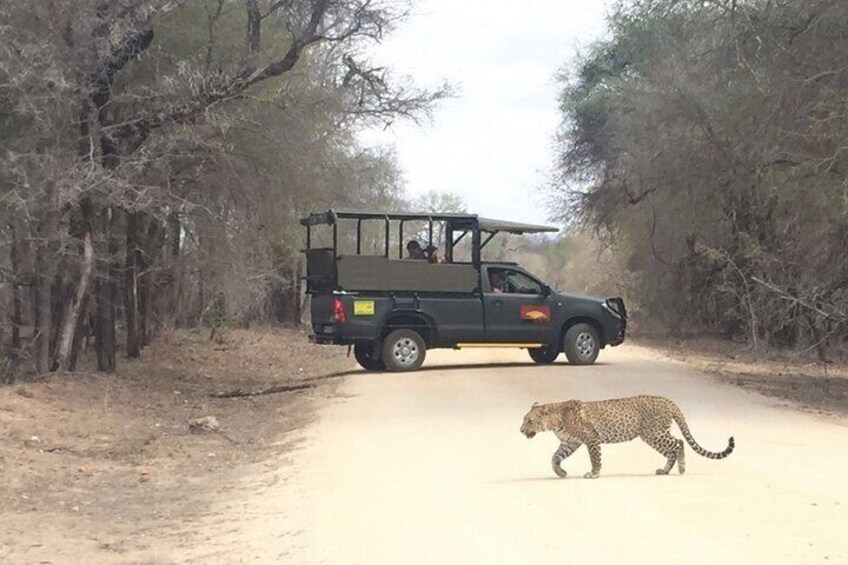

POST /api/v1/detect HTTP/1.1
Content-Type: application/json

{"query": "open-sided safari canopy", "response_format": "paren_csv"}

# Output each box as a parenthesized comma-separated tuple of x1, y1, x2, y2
(300, 209, 559, 294)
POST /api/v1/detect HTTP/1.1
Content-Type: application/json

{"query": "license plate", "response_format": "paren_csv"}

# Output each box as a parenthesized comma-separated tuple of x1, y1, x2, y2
(353, 300, 375, 316)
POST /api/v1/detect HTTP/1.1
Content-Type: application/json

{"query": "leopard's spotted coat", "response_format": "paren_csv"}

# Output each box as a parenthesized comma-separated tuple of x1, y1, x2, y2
(520, 395, 734, 478)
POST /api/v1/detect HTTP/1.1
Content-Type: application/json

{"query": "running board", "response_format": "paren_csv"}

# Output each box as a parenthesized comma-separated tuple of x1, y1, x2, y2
(455, 343, 543, 349)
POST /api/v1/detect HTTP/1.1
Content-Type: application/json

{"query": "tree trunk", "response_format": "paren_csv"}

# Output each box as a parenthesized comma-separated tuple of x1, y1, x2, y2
(95, 208, 118, 372)
(64, 199, 97, 372)
(163, 211, 182, 327)
(48, 264, 66, 362)
(8, 222, 23, 352)
(125, 211, 142, 358)
(293, 255, 302, 326)
(55, 229, 94, 371)
(139, 218, 164, 346)
(246, 0, 261, 53)
(67, 293, 92, 372)
(94, 267, 111, 371)
(93, 38, 126, 371)
(138, 262, 150, 347)
(299, 293, 310, 324)
(198, 271, 206, 327)
(32, 247, 52, 375)
(32, 193, 59, 375)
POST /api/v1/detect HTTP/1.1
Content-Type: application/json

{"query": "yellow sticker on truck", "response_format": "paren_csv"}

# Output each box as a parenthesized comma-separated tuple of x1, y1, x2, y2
(353, 300, 375, 316)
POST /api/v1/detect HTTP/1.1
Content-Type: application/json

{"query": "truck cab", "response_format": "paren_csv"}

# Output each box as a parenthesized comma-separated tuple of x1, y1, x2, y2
(301, 210, 626, 371)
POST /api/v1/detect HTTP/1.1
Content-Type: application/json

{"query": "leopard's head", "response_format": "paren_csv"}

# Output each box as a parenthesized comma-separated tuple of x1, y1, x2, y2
(520, 402, 554, 438)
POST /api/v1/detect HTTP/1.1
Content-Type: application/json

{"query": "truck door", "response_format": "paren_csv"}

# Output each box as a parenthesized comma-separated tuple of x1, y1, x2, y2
(422, 295, 485, 343)
(483, 266, 557, 344)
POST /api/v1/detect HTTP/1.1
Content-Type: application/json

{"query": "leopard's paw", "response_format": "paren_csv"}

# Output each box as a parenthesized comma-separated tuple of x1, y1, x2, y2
(583, 471, 599, 479)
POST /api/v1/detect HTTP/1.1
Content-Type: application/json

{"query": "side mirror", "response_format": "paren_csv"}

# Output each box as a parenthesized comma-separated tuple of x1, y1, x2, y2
(542, 285, 552, 297)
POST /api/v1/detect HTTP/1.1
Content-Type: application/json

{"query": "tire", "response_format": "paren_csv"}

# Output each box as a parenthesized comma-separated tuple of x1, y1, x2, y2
(382, 329, 427, 372)
(563, 323, 600, 365)
(354, 343, 386, 371)
(528, 345, 559, 364)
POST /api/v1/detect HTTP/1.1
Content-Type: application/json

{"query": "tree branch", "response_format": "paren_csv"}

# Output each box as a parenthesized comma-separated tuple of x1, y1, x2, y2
(751, 277, 848, 323)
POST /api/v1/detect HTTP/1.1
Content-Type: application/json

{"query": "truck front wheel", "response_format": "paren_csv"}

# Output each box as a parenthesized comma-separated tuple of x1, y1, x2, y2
(382, 329, 427, 372)
(563, 323, 600, 365)
(354, 343, 386, 371)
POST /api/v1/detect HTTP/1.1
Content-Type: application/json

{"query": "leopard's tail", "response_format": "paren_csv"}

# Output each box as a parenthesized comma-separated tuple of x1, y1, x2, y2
(671, 404, 734, 460)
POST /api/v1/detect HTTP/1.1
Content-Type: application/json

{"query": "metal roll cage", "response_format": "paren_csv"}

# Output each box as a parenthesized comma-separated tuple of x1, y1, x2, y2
(301, 209, 558, 267)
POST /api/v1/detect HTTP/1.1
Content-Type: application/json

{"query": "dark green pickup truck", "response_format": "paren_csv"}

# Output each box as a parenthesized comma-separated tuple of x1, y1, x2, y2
(301, 210, 627, 372)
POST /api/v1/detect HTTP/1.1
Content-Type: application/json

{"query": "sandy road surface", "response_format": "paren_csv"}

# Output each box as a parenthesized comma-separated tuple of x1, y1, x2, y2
(179, 345, 848, 564)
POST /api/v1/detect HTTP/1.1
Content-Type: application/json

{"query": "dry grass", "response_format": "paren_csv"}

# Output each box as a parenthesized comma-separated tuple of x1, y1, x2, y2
(0, 327, 352, 562)
(640, 335, 848, 417)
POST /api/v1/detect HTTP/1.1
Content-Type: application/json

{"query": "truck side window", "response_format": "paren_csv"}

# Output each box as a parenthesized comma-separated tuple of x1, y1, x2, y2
(488, 268, 542, 295)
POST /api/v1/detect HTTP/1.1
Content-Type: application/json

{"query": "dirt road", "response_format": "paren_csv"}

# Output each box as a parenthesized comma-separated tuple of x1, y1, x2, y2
(169, 344, 848, 564)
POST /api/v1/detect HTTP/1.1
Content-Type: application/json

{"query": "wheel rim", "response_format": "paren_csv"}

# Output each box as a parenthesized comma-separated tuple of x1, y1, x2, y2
(391, 337, 420, 367)
(575, 331, 596, 359)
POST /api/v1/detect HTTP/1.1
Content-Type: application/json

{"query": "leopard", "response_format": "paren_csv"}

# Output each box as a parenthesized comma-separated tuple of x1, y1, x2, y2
(520, 395, 734, 479)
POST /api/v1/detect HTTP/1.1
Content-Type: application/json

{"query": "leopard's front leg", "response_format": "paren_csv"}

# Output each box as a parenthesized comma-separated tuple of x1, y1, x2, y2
(584, 439, 602, 479)
(551, 441, 581, 478)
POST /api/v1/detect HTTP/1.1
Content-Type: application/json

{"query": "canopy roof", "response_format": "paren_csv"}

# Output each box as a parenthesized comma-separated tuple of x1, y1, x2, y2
(476, 217, 559, 234)
(300, 209, 559, 235)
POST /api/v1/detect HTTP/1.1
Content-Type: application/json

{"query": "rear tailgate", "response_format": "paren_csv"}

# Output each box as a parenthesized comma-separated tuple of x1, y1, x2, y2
(312, 293, 388, 344)
(310, 294, 337, 337)
(310, 293, 386, 344)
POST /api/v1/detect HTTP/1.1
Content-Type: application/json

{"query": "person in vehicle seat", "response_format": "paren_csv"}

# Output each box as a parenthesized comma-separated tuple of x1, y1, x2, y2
(425, 244, 445, 264)
(489, 269, 534, 294)
(406, 240, 427, 260)
(489, 270, 507, 293)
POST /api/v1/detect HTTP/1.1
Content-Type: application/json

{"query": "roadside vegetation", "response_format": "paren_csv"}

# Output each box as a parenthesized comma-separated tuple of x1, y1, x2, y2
(2, 0, 846, 382)
(548, 0, 848, 361)
(0, 0, 448, 381)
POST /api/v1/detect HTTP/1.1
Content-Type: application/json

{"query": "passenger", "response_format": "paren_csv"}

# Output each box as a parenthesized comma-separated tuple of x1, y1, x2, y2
(425, 245, 445, 264)
(406, 240, 427, 260)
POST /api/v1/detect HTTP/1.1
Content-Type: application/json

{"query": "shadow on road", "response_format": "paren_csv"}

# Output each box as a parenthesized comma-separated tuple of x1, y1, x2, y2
(324, 361, 611, 379)
(495, 472, 695, 483)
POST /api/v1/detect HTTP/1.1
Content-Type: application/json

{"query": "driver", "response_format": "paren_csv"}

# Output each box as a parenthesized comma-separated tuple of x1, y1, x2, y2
(489, 270, 507, 293)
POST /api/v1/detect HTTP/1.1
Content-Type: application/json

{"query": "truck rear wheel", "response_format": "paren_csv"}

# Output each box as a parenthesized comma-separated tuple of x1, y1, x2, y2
(563, 323, 600, 365)
(354, 343, 386, 371)
(382, 329, 426, 372)
(528, 346, 559, 364)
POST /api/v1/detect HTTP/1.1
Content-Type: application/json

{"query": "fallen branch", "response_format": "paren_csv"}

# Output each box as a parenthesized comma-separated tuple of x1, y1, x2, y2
(210, 382, 314, 398)
(210, 370, 353, 399)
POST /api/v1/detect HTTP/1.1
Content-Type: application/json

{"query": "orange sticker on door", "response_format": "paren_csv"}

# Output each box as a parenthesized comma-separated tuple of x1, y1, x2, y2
(520, 305, 551, 323)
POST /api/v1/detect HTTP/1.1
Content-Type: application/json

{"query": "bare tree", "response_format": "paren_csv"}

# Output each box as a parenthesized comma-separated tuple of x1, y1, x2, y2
(0, 0, 446, 378)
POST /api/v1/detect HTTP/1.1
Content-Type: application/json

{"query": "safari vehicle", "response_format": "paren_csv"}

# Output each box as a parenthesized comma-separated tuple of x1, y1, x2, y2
(301, 210, 627, 371)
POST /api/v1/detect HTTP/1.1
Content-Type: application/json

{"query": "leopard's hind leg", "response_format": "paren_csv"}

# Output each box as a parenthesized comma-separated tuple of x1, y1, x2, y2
(642, 431, 684, 475)
(676, 438, 686, 474)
